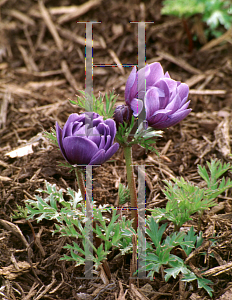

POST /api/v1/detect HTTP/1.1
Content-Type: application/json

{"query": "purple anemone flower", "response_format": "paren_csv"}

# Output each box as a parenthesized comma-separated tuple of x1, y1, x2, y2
(56, 112, 119, 165)
(113, 104, 133, 128)
(125, 62, 191, 129)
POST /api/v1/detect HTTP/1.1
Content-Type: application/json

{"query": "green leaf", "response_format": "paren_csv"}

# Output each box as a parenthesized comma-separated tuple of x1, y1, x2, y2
(161, 0, 205, 18)
(164, 259, 189, 281)
(72, 90, 118, 120)
(181, 226, 197, 256)
(197, 277, 214, 297)
(147, 217, 167, 248)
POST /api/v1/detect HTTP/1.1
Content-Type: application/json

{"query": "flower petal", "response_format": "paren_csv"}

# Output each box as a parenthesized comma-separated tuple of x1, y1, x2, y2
(104, 135, 112, 150)
(62, 114, 80, 138)
(105, 119, 117, 143)
(89, 149, 106, 165)
(155, 80, 170, 109)
(154, 109, 191, 129)
(87, 127, 101, 146)
(178, 83, 189, 101)
(125, 66, 137, 102)
(147, 109, 171, 126)
(98, 135, 105, 150)
(145, 62, 164, 87)
(145, 88, 160, 119)
(104, 143, 119, 161)
(62, 136, 98, 165)
(97, 122, 109, 136)
(56, 122, 67, 161)
(130, 98, 143, 117)
(165, 93, 181, 113)
(164, 71, 171, 78)
(137, 65, 149, 99)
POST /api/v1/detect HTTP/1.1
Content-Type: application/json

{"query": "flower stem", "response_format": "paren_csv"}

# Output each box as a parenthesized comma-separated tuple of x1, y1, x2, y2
(75, 168, 86, 202)
(123, 145, 138, 232)
(75, 167, 92, 211)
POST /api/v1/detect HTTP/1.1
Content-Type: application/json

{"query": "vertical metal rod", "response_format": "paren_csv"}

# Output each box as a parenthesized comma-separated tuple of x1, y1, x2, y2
(85, 165, 93, 278)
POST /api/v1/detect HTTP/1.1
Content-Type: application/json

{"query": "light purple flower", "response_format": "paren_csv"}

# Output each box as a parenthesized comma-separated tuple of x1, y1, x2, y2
(125, 62, 191, 129)
(56, 112, 119, 165)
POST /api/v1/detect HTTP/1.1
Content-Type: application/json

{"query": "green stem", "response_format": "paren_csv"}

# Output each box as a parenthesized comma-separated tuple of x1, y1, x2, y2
(75, 167, 92, 212)
(75, 168, 86, 201)
(123, 145, 138, 232)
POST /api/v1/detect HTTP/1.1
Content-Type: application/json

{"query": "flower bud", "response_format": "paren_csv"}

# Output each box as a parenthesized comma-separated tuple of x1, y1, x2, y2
(113, 105, 133, 128)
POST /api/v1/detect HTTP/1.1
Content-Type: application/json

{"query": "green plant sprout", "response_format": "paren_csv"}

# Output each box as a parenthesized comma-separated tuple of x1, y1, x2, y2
(70, 90, 118, 120)
(143, 218, 214, 297)
(116, 115, 163, 153)
(161, 0, 232, 42)
(14, 181, 135, 271)
(118, 182, 131, 205)
(150, 159, 232, 231)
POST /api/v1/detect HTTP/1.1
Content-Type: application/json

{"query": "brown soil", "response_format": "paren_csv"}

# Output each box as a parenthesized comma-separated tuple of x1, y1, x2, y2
(0, 0, 232, 299)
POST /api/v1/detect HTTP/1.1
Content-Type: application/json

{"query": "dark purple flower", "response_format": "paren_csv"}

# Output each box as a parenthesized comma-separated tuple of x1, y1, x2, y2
(113, 104, 133, 128)
(56, 112, 119, 165)
(125, 62, 191, 129)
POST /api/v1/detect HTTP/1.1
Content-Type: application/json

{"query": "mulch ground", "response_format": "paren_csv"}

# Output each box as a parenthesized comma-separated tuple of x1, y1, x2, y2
(0, 0, 232, 299)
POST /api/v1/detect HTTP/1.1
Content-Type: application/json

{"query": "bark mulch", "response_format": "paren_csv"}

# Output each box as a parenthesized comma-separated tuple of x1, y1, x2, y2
(0, 0, 232, 299)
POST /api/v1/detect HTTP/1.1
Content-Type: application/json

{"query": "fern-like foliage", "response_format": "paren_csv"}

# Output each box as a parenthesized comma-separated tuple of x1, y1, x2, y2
(70, 90, 118, 120)
(150, 159, 232, 230)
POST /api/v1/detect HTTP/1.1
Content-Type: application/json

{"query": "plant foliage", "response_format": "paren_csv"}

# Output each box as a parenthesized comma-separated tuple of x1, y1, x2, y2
(150, 159, 232, 230)
(70, 90, 118, 120)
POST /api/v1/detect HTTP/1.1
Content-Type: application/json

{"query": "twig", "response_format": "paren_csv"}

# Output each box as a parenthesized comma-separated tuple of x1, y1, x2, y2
(189, 89, 226, 95)
(57, 0, 102, 24)
(157, 50, 202, 74)
(38, 0, 63, 51)
(61, 60, 80, 91)
(34, 272, 56, 300)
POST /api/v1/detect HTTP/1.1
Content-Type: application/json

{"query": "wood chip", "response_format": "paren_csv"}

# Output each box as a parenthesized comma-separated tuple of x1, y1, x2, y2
(0, 91, 11, 128)
(157, 51, 202, 75)
(0, 175, 11, 181)
(17, 44, 39, 72)
(108, 49, 125, 75)
(57, 25, 102, 48)
(15, 68, 63, 77)
(117, 281, 127, 300)
(189, 89, 226, 95)
(200, 27, 232, 52)
(57, 0, 102, 24)
(61, 60, 80, 91)
(25, 79, 66, 89)
(0, 84, 31, 95)
(38, 0, 63, 52)
(0, 0, 8, 7)
(0, 62, 8, 69)
(0, 219, 29, 248)
(130, 283, 150, 300)
(0, 261, 31, 280)
(214, 118, 231, 158)
(5, 9, 35, 26)
(218, 288, 232, 300)
(185, 73, 207, 88)
(202, 261, 232, 276)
